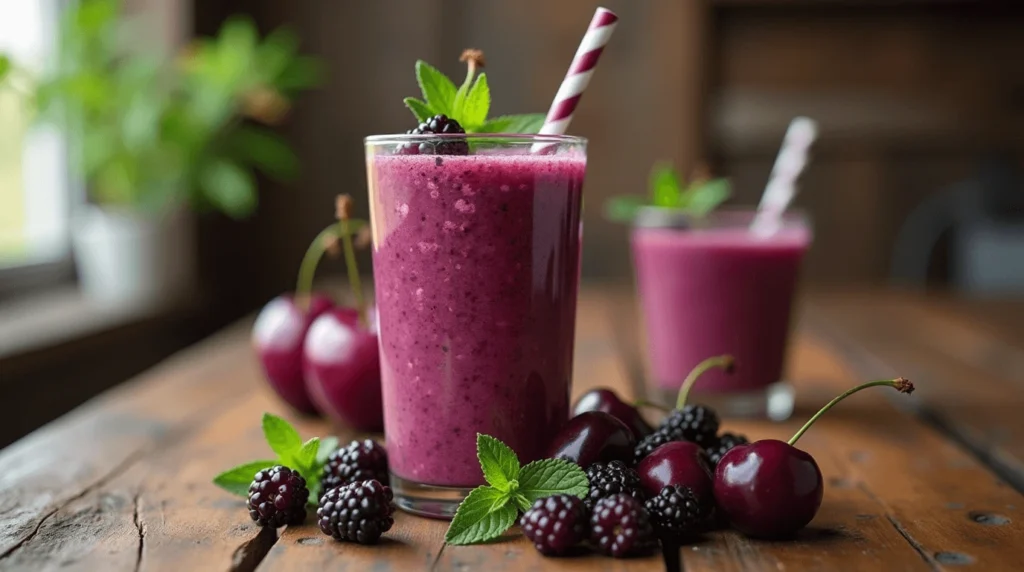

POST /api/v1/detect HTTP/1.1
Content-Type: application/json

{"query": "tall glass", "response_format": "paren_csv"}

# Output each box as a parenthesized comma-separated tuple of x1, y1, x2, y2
(631, 208, 811, 420)
(364, 134, 587, 518)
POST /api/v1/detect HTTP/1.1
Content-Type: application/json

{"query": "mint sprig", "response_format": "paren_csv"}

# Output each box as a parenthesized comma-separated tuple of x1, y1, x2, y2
(406, 50, 545, 134)
(212, 413, 339, 506)
(445, 434, 589, 546)
(605, 162, 732, 223)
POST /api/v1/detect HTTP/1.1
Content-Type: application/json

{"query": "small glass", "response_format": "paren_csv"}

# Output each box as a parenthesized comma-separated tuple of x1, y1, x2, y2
(630, 207, 812, 420)
(364, 134, 587, 518)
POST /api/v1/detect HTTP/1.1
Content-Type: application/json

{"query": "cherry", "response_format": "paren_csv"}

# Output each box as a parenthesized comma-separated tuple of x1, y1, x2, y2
(546, 411, 636, 467)
(714, 377, 915, 538)
(252, 293, 334, 414)
(301, 195, 383, 432)
(635, 441, 713, 503)
(303, 309, 383, 431)
(573, 388, 653, 439)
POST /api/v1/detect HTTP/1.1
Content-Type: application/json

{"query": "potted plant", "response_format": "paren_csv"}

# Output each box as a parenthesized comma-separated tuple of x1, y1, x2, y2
(0, 0, 322, 305)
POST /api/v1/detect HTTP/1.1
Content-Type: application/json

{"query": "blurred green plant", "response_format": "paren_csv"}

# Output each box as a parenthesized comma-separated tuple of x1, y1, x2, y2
(0, 0, 323, 218)
(605, 163, 732, 223)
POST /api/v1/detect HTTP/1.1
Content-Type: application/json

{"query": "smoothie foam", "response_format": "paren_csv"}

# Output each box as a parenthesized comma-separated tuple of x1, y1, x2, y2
(368, 152, 585, 487)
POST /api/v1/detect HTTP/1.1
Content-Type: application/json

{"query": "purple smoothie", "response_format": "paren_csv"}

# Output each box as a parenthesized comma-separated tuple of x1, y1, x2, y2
(368, 151, 585, 487)
(631, 214, 810, 396)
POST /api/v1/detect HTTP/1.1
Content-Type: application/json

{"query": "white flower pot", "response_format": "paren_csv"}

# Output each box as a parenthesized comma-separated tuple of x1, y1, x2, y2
(72, 205, 194, 307)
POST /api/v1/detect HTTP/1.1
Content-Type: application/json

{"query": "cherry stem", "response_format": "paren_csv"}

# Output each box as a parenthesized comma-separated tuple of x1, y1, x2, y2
(295, 225, 341, 313)
(676, 355, 734, 410)
(338, 216, 366, 327)
(788, 377, 915, 446)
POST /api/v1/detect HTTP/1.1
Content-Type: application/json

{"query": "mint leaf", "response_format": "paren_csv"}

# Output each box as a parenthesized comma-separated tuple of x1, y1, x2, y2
(445, 486, 518, 545)
(605, 195, 646, 223)
(0, 55, 11, 82)
(517, 459, 589, 504)
(682, 178, 731, 218)
(476, 434, 519, 492)
(477, 113, 546, 134)
(511, 492, 532, 512)
(458, 73, 489, 129)
(415, 60, 456, 115)
(650, 163, 683, 208)
(403, 97, 433, 122)
(262, 413, 302, 459)
(316, 436, 339, 465)
(296, 437, 320, 472)
(213, 460, 277, 497)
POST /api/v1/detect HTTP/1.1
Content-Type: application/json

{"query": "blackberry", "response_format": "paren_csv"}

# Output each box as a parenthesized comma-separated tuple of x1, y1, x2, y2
(633, 430, 675, 464)
(320, 439, 388, 497)
(317, 479, 395, 544)
(590, 493, 658, 558)
(584, 460, 645, 509)
(520, 494, 589, 556)
(247, 465, 309, 528)
(399, 114, 469, 155)
(705, 432, 749, 468)
(644, 485, 707, 542)
(659, 404, 719, 446)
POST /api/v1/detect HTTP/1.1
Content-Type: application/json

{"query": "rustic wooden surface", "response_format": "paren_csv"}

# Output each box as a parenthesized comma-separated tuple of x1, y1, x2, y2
(1, 287, 1023, 571)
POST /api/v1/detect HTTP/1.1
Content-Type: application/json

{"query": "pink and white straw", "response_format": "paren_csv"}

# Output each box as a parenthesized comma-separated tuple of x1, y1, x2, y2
(538, 7, 619, 137)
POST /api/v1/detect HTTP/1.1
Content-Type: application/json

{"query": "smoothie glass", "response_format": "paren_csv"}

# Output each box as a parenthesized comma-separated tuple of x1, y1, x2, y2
(631, 208, 811, 420)
(364, 134, 586, 518)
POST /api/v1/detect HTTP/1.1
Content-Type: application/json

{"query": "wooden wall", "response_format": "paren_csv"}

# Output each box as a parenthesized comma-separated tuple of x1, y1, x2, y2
(192, 0, 1024, 325)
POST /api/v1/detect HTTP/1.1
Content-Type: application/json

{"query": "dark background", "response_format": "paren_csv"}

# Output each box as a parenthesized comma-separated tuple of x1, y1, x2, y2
(3, 0, 1024, 446)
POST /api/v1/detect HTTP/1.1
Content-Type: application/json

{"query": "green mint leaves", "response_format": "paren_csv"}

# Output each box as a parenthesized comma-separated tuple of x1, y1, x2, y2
(213, 413, 336, 506)
(605, 163, 733, 223)
(445, 434, 589, 546)
(406, 54, 545, 134)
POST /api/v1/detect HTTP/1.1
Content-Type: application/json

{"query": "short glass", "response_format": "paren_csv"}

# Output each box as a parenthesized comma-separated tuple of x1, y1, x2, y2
(364, 134, 587, 518)
(630, 207, 812, 420)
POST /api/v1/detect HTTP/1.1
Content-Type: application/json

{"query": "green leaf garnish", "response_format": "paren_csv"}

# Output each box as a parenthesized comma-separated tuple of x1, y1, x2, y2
(517, 459, 589, 504)
(214, 414, 346, 506)
(445, 487, 519, 545)
(458, 73, 490, 130)
(415, 60, 457, 116)
(213, 460, 277, 497)
(605, 162, 733, 224)
(445, 434, 590, 546)
(403, 97, 433, 122)
(477, 114, 546, 134)
(262, 413, 302, 459)
(408, 53, 544, 134)
(476, 434, 519, 492)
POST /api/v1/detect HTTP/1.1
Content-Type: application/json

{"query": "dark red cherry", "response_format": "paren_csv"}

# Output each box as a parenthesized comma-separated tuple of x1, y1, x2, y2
(573, 388, 653, 439)
(713, 378, 914, 538)
(713, 440, 821, 538)
(302, 307, 383, 431)
(546, 411, 636, 467)
(252, 293, 334, 414)
(635, 441, 713, 503)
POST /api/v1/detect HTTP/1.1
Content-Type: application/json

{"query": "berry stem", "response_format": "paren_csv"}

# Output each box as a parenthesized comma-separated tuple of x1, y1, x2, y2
(295, 225, 341, 312)
(336, 195, 367, 327)
(676, 355, 734, 410)
(457, 49, 485, 99)
(788, 377, 915, 446)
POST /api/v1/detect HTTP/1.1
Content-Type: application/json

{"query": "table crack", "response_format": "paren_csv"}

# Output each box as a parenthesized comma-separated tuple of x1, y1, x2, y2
(230, 526, 278, 572)
(857, 482, 942, 571)
(430, 542, 447, 571)
(133, 492, 146, 572)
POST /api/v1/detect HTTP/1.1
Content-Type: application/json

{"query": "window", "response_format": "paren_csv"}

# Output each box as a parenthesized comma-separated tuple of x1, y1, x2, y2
(0, 0, 73, 297)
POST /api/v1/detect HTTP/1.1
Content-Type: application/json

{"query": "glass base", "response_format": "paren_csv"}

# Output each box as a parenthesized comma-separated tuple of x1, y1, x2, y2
(389, 473, 473, 520)
(647, 381, 795, 421)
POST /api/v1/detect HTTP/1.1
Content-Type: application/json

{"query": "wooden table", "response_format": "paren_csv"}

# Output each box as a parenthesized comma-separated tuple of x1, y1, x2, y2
(2, 287, 1022, 571)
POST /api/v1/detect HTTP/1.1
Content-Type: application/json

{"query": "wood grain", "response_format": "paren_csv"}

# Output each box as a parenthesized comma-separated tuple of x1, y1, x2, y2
(2, 288, 1023, 571)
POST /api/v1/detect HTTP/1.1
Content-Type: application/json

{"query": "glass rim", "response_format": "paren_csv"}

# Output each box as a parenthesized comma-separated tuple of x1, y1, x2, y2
(632, 205, 811, 230)
(364, 133, 587, 146)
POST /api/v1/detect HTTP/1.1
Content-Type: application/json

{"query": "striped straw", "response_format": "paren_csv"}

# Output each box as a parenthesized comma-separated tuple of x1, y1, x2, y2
(536, 7, 619, 140)
(750, 117, 818, 237)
